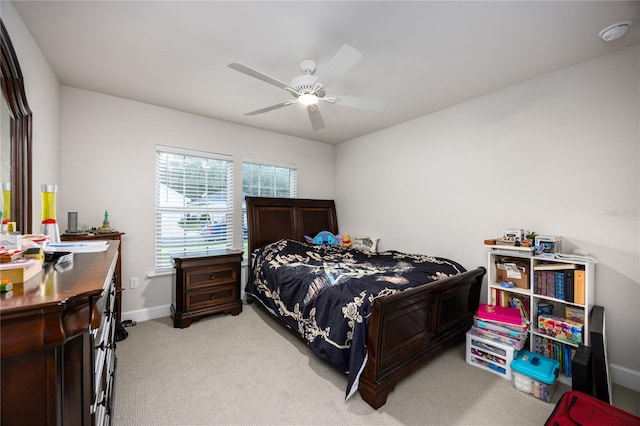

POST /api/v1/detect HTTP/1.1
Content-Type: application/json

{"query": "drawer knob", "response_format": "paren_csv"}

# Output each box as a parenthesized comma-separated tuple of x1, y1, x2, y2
(209, 274, 216, 280)
(210, 295, 216, 300)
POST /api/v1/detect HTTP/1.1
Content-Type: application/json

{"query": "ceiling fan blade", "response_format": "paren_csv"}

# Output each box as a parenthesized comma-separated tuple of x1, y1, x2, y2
(323, 95, 386, 111)
(228, 63, 291, 90)
(307, 105, 325, 131)
(246, 100, 296, 116)
(314, 44, 363, 89)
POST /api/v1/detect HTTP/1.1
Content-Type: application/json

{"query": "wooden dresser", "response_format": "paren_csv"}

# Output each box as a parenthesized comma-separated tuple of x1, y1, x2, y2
(171, 249, 243, 328)
(62, 232, 125, 323)
(0, 242, 119, 425)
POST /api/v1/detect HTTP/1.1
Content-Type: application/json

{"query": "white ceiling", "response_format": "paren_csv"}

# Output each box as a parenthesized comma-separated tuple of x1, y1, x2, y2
(10, 1, 640, 144)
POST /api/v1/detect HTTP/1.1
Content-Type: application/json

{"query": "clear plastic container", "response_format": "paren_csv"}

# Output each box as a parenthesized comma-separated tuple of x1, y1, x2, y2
(510, 350, 559, 402)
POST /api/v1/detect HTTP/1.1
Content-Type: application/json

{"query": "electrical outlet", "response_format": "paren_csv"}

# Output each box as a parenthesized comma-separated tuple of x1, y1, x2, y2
(129, 277, 139, 289)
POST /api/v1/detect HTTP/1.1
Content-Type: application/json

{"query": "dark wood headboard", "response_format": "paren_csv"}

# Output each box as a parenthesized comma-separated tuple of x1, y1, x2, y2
(246, 197, 338, 255)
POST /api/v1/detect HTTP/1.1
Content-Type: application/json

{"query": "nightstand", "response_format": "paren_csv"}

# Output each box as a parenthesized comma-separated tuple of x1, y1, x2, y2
(171, 249, 243, 328)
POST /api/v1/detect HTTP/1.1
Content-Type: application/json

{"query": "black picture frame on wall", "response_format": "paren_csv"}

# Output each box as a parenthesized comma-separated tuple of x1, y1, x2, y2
(590, 305, 612, 404)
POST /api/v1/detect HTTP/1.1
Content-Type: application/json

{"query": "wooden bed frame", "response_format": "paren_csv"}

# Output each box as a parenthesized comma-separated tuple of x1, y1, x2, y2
(245, 196, 486, 409)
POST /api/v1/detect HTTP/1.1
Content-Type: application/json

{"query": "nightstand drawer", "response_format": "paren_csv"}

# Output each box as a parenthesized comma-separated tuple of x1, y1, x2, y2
(186, 265, 238, 290)
(186, 284, 237, 310)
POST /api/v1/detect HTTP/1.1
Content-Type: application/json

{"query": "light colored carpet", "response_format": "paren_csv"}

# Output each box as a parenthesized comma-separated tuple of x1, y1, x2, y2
(112, 302, 635, 425)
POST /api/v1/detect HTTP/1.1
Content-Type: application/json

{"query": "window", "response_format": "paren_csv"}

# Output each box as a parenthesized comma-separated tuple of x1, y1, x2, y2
(155, 146, 234, 271)
(242, 161, 297, 253)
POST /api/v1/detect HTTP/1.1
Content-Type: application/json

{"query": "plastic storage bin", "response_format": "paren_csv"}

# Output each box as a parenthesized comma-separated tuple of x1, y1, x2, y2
(511, 350, 559, 402)
(466, 330, 518, 380)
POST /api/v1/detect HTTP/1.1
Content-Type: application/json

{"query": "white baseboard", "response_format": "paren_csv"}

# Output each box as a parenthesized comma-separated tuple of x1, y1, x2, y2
(122, 304, 171, 324)
(611, 363, 640, 393)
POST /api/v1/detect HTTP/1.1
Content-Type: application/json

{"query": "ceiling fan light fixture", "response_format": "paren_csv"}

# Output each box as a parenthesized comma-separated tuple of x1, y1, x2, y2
(599, 20, 632, 42)
(298, 93, 318, 105)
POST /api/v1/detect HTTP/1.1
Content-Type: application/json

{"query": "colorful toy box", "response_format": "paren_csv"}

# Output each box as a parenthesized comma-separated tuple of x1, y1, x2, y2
(537, 314, 583, 345)
(511, 350, 559, 402)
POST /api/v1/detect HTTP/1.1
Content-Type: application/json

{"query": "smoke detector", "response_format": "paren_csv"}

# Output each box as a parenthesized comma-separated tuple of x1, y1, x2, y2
(599, 21, 632, 42)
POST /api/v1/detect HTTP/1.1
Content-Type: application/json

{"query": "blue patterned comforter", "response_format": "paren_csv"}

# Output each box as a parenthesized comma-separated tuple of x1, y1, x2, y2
(245, 239, 466, 399)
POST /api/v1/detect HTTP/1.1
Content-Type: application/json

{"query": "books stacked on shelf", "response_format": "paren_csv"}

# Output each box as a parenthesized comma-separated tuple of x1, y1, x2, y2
(490, 289, 530, 322)
(534, 335, 576, 378)
(533, 263, 585, 304)
(470, 303, 529, 350)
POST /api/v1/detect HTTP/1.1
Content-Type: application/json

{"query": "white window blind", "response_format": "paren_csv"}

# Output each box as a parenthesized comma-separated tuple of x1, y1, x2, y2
(242, 161, 297, 254)
(242, 161, 298, 198)
(155, 147, 234, 271)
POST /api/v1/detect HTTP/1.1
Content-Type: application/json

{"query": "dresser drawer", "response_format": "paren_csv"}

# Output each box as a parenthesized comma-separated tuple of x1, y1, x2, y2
(186, 265, 238, 290)
(186, 284, 237, 310)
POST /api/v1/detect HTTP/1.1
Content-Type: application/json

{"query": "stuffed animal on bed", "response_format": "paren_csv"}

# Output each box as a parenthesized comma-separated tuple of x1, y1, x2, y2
(304, 231, 339, 246)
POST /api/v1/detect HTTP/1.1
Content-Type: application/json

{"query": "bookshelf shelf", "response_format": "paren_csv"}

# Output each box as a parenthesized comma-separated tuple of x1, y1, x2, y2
(486, 249, 595, 387)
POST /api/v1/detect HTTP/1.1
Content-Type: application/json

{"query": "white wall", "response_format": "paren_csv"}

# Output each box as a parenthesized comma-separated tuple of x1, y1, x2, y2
(58, 87, 334, 319)
(2, 2, 61, 232)
(335, 45, 640, 389)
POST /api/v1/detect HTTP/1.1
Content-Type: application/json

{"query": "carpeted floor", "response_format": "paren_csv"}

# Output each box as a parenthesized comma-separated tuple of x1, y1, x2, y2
(112, 302, 638, 425)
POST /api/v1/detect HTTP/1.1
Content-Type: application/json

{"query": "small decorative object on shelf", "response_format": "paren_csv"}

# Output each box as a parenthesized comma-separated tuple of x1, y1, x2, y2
(502, 228, 524, 243)
(534, 235, 562, 257)
(97, 209, 116, 233)
(40, 184, 60, 243)
(65, 211, 81, 234)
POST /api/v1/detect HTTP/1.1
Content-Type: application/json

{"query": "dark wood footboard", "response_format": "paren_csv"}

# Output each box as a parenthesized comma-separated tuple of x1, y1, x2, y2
(359, 267, 485, 409)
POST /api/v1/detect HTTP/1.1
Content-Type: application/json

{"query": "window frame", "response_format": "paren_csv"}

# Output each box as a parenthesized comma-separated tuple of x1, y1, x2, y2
(241, 159, 298, 255)
(155, 145, 235, 272)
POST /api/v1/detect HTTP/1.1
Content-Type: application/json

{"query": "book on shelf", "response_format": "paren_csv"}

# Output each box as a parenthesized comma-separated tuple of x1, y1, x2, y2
(512, 296, 530, 323)
(534, 335, 576, 378)
(0, 258, 43, 283)
(564, 269, 574, 303)
(534, 269, 581, 303)
(574, 270, 586, 304)
(477, 303, 523, 326)
(555, 272, 565, 300)
(490, 289, 531, 322)
(533, 262, 578, 271)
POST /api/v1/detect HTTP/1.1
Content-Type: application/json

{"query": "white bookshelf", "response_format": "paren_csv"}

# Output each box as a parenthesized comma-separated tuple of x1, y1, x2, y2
(486, 248, 595, 386)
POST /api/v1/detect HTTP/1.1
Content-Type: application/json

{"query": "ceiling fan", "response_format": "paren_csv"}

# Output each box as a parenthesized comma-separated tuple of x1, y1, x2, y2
(228, 45, 386, 131)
